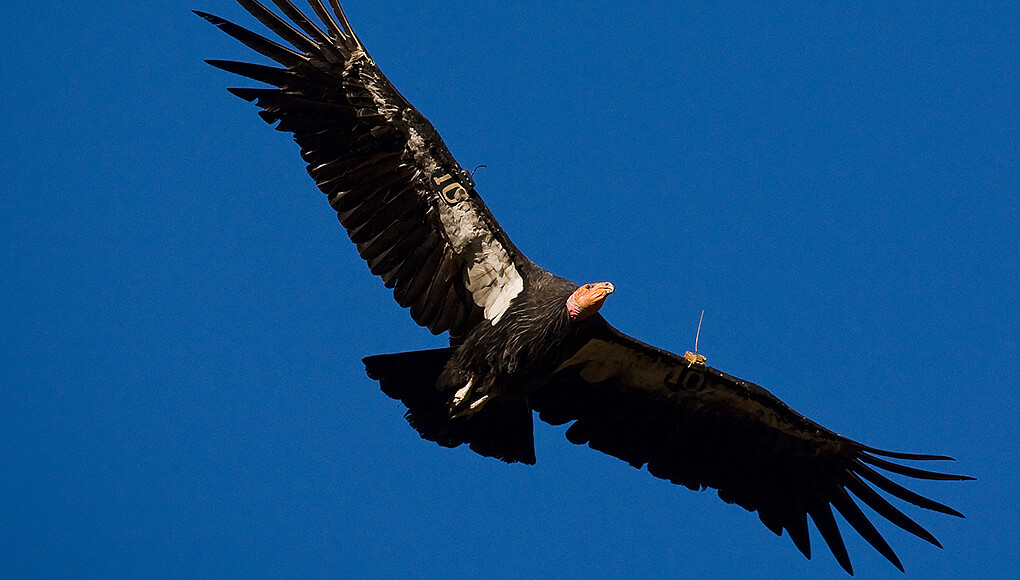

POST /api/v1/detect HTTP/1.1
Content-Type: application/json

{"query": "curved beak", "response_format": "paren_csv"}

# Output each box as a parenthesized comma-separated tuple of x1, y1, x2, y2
(592, 281, 615, 300)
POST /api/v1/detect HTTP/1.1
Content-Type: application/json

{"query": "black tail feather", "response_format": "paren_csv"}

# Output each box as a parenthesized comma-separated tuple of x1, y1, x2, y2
(364, 349, 536, 464)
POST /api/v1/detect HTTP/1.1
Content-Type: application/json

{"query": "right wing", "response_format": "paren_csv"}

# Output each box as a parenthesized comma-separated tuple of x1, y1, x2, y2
(198, 0, 530, 336)
(532, 320, 971, 574)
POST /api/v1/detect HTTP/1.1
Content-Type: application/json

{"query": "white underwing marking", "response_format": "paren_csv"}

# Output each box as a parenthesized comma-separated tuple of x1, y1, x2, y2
(409, 121, 523, 324)
(435, 194, 523, 325)
(469, 394, 490, 410)
(348, 55, 524, 325)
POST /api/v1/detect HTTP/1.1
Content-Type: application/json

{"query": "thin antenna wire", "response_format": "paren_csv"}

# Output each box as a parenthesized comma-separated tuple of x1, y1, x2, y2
(695, 310, 705, 353)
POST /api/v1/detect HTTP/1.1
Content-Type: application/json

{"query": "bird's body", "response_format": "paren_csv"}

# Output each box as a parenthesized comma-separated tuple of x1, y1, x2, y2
(441, 272, 582, 408)
(198, 1, 971, 574)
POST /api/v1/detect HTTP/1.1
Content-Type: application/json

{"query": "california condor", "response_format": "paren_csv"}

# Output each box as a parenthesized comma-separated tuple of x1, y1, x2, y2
(197, 1, 971, 574)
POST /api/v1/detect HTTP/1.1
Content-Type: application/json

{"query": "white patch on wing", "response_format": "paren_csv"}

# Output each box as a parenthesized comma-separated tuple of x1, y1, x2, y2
(423, 152, 523, 325)
(439, 211, 524, 324)
(414, 133, 523, 325)
(350, 54, 524, 325)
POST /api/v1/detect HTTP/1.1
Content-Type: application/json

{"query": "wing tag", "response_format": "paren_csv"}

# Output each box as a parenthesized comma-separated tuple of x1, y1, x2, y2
(665, 364, 706, 392)
(431, 172, 469, 205)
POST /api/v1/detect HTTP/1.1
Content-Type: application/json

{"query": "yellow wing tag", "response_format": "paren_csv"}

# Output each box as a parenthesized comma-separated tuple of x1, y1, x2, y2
(431, 173, 469, 205)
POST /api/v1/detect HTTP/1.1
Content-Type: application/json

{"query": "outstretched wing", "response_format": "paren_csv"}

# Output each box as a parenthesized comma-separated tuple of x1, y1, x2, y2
(531, 319, 971, 575)
(198, 1, 529, 336)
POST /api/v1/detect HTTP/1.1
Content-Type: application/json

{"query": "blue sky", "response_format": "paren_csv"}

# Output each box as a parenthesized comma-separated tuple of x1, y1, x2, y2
(2, 1, 1017, 578)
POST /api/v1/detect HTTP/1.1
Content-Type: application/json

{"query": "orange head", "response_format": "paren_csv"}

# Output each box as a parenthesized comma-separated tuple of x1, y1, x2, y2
(566, 282, 615, 321)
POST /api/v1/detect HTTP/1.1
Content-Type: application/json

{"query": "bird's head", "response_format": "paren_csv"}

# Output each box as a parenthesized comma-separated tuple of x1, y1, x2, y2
(567, 282, 615, 321)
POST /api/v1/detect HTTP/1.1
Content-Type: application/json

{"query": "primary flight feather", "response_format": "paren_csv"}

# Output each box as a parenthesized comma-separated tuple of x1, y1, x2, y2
(197, 1, 970, 574)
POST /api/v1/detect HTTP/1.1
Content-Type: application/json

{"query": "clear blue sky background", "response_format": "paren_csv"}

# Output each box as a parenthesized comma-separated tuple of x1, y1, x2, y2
(2, 1, 1017, 578)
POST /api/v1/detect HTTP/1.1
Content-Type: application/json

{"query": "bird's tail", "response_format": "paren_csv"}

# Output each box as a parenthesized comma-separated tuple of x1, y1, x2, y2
(363, 348, 536, 464)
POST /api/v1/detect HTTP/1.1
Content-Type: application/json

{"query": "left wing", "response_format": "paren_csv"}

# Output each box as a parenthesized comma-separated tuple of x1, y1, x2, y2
(531, 319, 971, 574)
(197, 1, 532, 337)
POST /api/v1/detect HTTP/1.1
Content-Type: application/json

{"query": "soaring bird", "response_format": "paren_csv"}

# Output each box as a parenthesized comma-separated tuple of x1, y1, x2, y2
(197, 1, 970, 574)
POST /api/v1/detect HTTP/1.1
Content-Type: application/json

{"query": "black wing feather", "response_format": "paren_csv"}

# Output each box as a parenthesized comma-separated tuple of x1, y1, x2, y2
(843, 471, 943, 546)
(854, 461, 967, 516)
(305, 0, 344, 40)
(234, 0, 320, 55)
(809, 499, 853, 574)
(266, 0, 337, 54)
(196, 11, 307, 68)
(830, 484, 903, 572)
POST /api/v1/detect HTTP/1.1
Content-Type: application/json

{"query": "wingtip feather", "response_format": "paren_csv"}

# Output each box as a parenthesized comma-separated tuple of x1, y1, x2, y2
(831, 487, 904, 572)
(809, 502, 854, 575)
(855, 462, 966, 518)
(861, 446, 958, 461)
(859, 453, 973, 481)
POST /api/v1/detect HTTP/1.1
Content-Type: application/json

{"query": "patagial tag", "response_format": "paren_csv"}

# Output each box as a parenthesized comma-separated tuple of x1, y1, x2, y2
(431, 172, 469, 205)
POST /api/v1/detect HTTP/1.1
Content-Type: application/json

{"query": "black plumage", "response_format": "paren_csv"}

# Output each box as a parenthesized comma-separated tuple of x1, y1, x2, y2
(198, 1, 971, 575)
